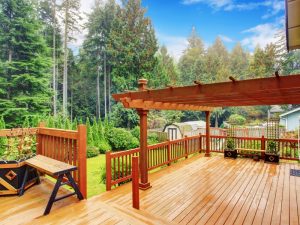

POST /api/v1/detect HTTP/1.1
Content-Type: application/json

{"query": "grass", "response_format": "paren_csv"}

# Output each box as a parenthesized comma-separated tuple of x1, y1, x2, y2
(87, 154, 106, 198)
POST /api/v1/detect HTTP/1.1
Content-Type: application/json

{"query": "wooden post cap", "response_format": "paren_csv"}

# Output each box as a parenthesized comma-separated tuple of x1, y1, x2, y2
(138, 79, 148, 90)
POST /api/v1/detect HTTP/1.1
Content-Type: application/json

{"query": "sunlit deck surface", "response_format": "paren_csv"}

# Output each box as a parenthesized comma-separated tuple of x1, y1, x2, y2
(1, 154, 300, 225)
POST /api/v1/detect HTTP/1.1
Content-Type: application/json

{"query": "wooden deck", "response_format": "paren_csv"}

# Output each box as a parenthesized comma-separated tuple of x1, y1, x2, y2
(1, 154, 300, 225)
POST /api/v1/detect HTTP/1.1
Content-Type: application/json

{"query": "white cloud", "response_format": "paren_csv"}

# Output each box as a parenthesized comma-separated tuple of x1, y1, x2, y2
(157, 33, 189, 61)
(218, 34, 234, 43)
(241, 23, 281, 50)
(182, 0, 285, 19)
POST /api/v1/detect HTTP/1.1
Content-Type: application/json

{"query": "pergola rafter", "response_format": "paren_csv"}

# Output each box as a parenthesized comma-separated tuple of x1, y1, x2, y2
(119, 97, 215, 111)
(112, 74, 300, 190)
(113, 74, 300, 107)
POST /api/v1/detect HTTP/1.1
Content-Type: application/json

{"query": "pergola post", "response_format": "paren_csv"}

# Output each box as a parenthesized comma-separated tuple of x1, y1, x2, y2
(205, 111, 211, 157)
(138, 79, 151, 190)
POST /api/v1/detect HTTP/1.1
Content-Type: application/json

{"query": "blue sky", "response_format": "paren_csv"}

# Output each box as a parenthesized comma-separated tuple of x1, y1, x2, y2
(80, 0, 285, 60)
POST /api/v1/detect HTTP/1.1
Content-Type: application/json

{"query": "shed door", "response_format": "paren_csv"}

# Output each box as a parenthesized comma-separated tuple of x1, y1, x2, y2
(168, 128, 177, 140)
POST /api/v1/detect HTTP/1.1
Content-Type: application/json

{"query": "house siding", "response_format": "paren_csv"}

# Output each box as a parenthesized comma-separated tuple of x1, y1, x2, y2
(280, 111, 300, 131)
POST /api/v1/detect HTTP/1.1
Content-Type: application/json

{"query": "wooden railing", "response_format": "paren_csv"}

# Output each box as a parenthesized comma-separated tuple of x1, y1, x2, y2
(106, 135, 201, 190)
(106, 134, 299, 190)
(0, 124, 87, 198)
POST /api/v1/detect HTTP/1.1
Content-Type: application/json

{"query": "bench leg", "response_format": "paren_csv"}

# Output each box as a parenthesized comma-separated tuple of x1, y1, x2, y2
(19, 166, 29, 196)
(44, 174, 64, 215)
(65, 172, 84, 200)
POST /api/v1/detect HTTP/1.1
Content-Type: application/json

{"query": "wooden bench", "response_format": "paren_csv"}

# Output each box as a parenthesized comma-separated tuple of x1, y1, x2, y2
(20, 155, 83, 215)
(236, 148, 265, 153)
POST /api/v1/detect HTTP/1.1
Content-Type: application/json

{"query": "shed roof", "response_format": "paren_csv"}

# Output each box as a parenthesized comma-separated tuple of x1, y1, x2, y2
(280, 107, 300, 117)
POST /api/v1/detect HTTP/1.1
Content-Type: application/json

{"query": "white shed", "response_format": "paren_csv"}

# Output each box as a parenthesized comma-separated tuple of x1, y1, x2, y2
(163, 121, 206, 140)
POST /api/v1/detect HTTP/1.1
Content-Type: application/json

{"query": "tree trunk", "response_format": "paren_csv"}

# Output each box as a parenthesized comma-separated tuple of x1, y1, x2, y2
(104, 51, 107, 118)
(52, 0, 57, 116)
(215, 114, 218, 128)
(96, 67, 101, 119)
(62, 0, 69, 116)
(8, 49, 12, 62)
(108, 65, 111, 119)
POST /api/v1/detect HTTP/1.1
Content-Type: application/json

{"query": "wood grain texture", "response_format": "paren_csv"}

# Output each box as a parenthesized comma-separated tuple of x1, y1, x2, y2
(25, 155, 77, 176)
(2, 155, 300, 225)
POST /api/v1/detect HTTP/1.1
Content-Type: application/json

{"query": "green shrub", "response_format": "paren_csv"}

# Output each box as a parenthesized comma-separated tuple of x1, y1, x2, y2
(98, 141, 112, 154)
(148, 132, 159, 145)
(87, 146, 99, 158)
(226, 138, 235, 150)
(131, 126, 140, 139)
(267, 140, 278, 154)
(107, 127, 139, 150)
(228, 114, 246, 125)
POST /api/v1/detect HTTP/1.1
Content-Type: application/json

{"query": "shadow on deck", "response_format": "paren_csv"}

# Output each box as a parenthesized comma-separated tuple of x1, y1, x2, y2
(1, 154, 300, 225)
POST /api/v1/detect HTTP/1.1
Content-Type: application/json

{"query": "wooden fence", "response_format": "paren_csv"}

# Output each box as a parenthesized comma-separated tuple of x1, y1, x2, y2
(0, 124, 87, 198)
(106, 134, 299, 190)
(106, 135, 201, 190)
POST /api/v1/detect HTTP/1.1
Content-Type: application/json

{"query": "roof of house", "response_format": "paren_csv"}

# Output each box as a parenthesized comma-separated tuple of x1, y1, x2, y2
(270, 105, 284, 113)
(163, 121, 206, 135)
(280, 107, 300, 117)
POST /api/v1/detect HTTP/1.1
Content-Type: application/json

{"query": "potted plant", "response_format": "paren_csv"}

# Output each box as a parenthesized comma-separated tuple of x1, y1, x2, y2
(0, 135, 39, 196)
(264, 140, 280, 163)
(224, 138, 237, 159)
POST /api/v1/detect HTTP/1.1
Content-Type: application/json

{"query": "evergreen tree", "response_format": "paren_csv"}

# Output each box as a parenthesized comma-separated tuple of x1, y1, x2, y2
(151, 46, 176, 87)
(38, 0, 63, 116)
(205, 37, 230, 82)
(60, 0, 81, 116)
(230, 42, 249, 80)
(79, 0, 118, 119)
(178, 27, 206, 85)
(108, 0, 158, 91)
(0, 0, 51, 127)
(248, 44, 276, 78)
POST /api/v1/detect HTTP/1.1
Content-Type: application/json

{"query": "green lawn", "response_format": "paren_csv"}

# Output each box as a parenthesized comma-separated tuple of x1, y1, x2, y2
(87, 154, 106, 198)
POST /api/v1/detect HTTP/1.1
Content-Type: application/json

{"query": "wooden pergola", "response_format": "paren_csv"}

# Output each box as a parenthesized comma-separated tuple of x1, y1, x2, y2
(112, 73, 300, 190)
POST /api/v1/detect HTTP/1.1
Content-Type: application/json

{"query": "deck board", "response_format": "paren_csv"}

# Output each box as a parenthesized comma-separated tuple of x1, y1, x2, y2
(1, 154, 300, 225)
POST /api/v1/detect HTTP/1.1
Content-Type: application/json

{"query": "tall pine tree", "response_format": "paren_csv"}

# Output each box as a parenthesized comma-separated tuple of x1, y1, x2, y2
(108, 0, 158, 91)
(0, 0, 51, 127)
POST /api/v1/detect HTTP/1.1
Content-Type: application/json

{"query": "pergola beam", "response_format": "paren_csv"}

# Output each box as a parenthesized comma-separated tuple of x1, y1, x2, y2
(120, 98, 215, 111)
(113, 74, 300, 107)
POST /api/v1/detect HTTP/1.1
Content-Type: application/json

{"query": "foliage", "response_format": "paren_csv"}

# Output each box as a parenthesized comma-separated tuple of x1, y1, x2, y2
(108, 0, 158, 91)
(107, 127, 139, 150)
(111, 103, 139, 129)
(0, 0, 51, 128)
(1, 135, 35, 161)
(162, 110, 183, 124)
(131, 126, 140, 139)
(86, 146, 99, 158)
(178, 27, 206, 85)
(228, 114, 246, 125)
(267, 140, 279, 155)
(98, 140, 112, 154)
(226, 138, 235, 150)
(148, 132, 159, 145)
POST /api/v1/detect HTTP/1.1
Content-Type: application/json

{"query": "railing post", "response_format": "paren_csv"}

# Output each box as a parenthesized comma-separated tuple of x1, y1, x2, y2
(199, 133, 202, 153)
(261, 135, 265, 160)
(77, 124, 87, 199)
(106, 151, 112, 191)
(132, 156, 140, 209)
(205, 111, 211, 157)
(37, 122, 46, 155)
(167, 139, 171, 166)
(184, 135, 188, 159)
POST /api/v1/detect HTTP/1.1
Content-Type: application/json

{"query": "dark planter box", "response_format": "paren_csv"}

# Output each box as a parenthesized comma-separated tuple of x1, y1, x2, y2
(0, 158, 39, 196)
(224, 149, 237, 159)
(264, 153, 279, 164)
(253, 155, 260, 161)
